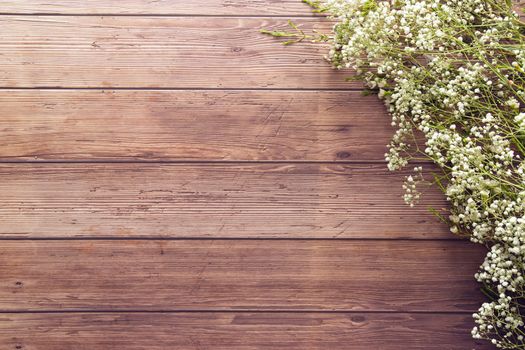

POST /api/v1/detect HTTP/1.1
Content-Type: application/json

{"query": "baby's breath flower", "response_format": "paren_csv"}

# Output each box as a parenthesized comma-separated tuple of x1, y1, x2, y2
(317, 0, 525, 347)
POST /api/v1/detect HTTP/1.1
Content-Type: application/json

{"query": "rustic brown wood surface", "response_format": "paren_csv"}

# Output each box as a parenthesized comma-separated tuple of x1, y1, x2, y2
(0, 90, 392, 161)
(0, 0, 521, 18)
(0, 1, 490, 348)
(0, 17, 353, 89)
(0, 0, 315, 15)
(0, 163, 449, 239)
(0, 240, 484, 312)
(1, 313, 491, 350)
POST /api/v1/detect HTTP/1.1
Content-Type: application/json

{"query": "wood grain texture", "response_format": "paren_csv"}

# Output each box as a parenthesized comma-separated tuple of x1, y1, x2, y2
(0, 17, 353, 89)
(0, 0, 520, 20)
(0, 240, 484, 312)
(0, 163, 450, 239)
(0, 90, 391, 161)
(0, 0, 314, 15)
(0, 0, 490, 347)
(0, 312, 491, 350)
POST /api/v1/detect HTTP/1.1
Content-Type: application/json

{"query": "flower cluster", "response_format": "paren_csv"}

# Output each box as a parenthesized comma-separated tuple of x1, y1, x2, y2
(321, 0, 525, 347)
(264, 0, 525, 347)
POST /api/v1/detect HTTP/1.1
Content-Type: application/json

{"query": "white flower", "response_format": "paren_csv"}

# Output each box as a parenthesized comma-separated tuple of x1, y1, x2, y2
(515, 113, 525, 130)
(319, 0, 525, 347)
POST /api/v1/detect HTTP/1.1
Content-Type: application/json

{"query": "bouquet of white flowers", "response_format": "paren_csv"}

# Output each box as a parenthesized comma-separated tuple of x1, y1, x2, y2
(265, 0, 525, 347)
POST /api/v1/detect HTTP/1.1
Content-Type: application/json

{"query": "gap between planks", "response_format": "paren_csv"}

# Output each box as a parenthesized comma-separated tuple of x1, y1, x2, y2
(0, 160, 431, 164)
(0, 237, 462, 241)
(0, 87, 364, 91)
(0, 310, 476, 315)
(0, 14, 322, 18)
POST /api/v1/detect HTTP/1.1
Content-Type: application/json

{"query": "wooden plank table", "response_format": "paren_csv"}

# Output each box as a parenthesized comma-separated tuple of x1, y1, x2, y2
(0, 1, 491, 349)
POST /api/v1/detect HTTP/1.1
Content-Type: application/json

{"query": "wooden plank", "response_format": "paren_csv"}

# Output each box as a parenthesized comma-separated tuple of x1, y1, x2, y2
(0, 90, 391, 161)
(0, 0, 314, 16)
(0, 163, 450, 239)
(0, 240, 484, 312)
(0, 0, 519, 20)
(0, 17, 353, 89)
(0, 312, 490, 350)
